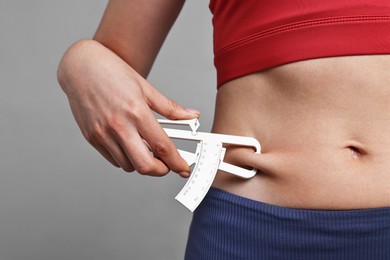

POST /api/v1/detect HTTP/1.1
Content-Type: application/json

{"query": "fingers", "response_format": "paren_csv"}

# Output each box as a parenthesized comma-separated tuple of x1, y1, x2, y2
(82, 93, 192, 176)
(139, 114, 191, 172)
(95, 144, 121, 168)
(123, 103, 191, 176)
(100, 140, 136, 173)
(103, 108, 189, 177)
(91, 125, 172, 176)
(142, 80, 200, 120)
(116, 127, 171, 176)
(90, 134, 136, 172)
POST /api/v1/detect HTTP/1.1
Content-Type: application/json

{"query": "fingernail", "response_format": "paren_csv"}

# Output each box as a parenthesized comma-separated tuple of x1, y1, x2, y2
(179, 171, 191, 178)
(185, 108, 200, 115)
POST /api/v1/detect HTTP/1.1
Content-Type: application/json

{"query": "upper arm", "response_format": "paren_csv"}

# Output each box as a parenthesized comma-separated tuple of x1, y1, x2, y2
(93, 0, 185, 77)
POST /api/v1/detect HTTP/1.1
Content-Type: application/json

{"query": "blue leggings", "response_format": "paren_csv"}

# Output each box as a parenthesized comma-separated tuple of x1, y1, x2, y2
(185, 187, 390, 260)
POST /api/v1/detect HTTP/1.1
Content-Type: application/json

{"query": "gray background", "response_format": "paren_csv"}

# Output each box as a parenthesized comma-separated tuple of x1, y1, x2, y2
(0, 1, 215, 259)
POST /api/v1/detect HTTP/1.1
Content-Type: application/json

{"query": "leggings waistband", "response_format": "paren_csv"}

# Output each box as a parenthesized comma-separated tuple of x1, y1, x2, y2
(185, 187, 390, 260)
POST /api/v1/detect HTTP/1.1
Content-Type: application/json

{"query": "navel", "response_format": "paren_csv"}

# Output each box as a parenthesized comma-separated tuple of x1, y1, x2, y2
(344, 141, 367, 159)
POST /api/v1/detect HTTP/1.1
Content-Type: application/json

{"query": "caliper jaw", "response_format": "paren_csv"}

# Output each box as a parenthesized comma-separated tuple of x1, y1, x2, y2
(157, 118, 200, 135)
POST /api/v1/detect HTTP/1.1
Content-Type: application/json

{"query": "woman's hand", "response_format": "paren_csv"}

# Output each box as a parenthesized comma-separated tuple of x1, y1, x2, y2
(57, 40, 199, 177)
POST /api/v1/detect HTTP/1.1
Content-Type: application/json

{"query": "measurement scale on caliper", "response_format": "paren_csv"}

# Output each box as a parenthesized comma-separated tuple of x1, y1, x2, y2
(158, 118, 261, 212)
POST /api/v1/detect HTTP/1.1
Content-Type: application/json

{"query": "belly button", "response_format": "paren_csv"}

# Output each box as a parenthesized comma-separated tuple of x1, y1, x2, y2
(345, 145, 365, 159)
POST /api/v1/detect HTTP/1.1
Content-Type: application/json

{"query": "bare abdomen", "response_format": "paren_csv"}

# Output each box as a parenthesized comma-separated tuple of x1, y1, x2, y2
(211, 55, 390, 209)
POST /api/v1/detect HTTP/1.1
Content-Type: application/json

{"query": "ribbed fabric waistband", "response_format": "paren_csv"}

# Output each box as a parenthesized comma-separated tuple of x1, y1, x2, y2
(185, 187, 390, 260)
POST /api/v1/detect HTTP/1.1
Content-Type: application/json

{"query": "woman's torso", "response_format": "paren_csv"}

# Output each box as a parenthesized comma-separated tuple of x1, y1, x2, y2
(212, 55, 390, 209)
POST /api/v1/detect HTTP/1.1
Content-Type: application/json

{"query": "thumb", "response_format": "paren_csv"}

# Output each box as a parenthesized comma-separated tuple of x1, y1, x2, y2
(142, 81, 200, 120)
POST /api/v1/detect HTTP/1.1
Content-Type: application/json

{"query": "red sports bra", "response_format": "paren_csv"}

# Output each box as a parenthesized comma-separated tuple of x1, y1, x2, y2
(210, 0, 390, 88)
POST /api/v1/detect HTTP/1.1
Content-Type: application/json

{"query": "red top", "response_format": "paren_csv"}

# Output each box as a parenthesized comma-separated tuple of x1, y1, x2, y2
(210, 0, 390, 88)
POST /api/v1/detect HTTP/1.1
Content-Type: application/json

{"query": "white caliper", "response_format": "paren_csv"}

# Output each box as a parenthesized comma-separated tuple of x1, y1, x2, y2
(158, 118, 261, 212)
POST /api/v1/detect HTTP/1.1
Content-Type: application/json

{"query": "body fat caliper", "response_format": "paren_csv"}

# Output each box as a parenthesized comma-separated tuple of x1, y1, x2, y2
(158, 118, 261, 212)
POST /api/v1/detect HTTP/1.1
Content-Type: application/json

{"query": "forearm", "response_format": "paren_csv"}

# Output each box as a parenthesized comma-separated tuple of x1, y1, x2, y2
(93, 0, 185, 77)
(59, 0, 185, 95)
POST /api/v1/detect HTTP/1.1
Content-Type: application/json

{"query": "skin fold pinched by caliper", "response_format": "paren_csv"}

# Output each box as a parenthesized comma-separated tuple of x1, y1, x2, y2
(158, 118, 261, 212)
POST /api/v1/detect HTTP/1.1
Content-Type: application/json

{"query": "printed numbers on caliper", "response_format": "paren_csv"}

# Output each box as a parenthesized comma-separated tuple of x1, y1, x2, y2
(176, 141, 223, 211)
(158, 118, 261, 212)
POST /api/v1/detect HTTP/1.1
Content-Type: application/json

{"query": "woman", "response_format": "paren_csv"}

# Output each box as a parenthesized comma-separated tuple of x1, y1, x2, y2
(57, 0, 390, 258)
